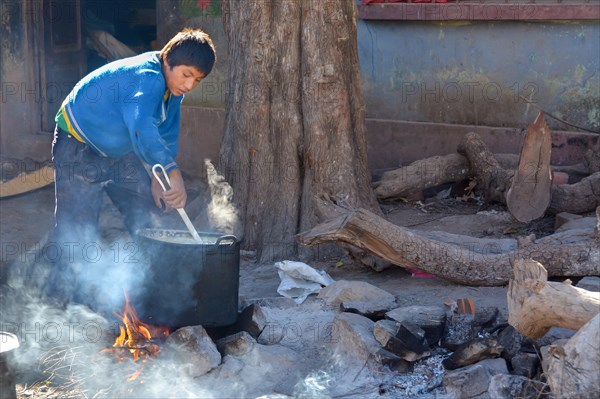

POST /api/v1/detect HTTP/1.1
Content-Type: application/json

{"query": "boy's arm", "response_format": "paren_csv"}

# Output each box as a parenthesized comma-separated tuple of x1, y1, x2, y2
(121, 73, 178, 172)
(121, 74, 186, 208)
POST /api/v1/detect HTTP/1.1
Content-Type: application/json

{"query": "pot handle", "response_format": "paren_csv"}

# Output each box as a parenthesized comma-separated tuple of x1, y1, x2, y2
(216, 235, 238, 246)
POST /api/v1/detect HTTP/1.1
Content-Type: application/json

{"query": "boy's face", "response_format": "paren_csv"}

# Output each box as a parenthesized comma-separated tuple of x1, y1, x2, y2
(163, 60, 205, 97)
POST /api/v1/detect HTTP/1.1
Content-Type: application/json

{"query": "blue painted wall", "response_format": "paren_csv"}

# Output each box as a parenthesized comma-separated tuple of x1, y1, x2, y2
(357, 19, 600, 131)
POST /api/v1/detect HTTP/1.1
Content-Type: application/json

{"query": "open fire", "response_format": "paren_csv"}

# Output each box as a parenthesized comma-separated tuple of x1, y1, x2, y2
(101, 294, 170, 381)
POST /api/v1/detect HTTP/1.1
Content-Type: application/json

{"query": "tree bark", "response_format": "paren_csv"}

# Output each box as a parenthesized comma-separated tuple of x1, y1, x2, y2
(507, 259, 600, 338)
(459, 132, 600, 215)
(374, 153, 589, 201)
(457, 132, 514, 204)
(548, 172, 600, 214)
(220, 1, 379, 261)
(297, 197, 600, 286)
(505, 112, 552, 223)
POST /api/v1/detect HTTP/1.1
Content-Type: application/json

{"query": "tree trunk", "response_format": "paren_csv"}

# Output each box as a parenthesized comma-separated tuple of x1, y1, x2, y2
(507, 259, 600, 338)
(297, 197, 600, 286)
(220, 1, 380, 261)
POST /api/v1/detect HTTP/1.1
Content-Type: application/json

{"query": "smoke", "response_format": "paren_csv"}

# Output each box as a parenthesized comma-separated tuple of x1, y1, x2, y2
(205, 159, 241, 238)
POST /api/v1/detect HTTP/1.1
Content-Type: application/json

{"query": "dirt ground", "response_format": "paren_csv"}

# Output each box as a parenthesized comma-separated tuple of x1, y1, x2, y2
(0, 176, 567, 398)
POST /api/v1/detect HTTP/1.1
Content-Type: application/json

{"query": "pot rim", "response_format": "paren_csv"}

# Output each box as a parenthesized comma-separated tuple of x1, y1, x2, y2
(136, 228, 238, 247)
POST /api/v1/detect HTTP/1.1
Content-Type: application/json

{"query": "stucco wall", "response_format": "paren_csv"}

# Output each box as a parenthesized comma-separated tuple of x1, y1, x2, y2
(159, 3, 599, 174)
(156, 3, 600, 134)
(2, 1, 598, 171)
(0, 0, 49, 160)
(357, 19, 600, 131)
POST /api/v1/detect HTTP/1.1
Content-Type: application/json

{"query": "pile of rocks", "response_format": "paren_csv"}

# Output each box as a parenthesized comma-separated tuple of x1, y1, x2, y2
(322, 278, 599, 398)
(158, 277, 599, 398)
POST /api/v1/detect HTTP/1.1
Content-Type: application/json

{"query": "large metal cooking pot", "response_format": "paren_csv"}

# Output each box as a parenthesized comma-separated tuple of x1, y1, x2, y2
(134, 229, 240, 329)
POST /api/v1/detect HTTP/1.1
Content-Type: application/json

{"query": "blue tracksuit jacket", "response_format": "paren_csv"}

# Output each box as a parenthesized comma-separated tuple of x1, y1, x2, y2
(56, 51, 183, 172)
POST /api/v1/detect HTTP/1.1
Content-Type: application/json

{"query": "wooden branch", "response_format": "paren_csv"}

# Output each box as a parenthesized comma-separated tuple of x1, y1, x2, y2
(548, 172, 600, 214)
(507, 259, 600, 338)
(457, 132, 514, 204)
(374, 154, 521, 200)
(297, 199, 600, 286)
(0, 165, 54, 198)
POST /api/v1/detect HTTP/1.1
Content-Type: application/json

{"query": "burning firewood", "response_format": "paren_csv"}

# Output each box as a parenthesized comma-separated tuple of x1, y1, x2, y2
(100, 294, 170, 381)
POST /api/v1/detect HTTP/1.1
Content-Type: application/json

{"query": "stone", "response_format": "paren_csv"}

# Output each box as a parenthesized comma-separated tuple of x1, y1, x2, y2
(576, 276, 600, 292)
(554, 212, 582, 230)
(257, 322, 284, 345)
(443, 358, 508, 399)
(510, 352, 540, 378)
(166, 325, 221, 377)
(216, 331, 256, 356)
(487, 374, 545, 399)
(318, 280, 396, 307)
(341, 298, 397, 319)
(442, 338, 504, 370)
(332, 312, 410, 371)
(331, 312, 380, 365)
(525, 327, 575, 352)
(237, 304, 267, 338)
(248, 343, 303, 368)
(386, 306, 446, 345)
(216, 355, 244, 378)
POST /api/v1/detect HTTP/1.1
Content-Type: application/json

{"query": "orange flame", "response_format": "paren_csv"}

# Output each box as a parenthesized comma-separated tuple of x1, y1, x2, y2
(101, 293, 171, 383)
(111, 293, 170, 362)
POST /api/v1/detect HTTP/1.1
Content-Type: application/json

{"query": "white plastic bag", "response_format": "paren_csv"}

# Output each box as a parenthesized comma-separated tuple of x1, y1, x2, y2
(274, 260, 335, 304)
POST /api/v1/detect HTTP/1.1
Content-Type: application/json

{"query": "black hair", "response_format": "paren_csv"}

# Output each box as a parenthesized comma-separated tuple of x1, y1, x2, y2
(160, 28, 216, 76)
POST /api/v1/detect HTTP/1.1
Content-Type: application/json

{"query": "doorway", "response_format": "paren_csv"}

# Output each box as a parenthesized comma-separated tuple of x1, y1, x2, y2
(39, 0, 157, 132)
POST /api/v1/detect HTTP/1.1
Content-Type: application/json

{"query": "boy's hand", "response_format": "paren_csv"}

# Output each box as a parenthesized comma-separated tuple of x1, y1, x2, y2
(151, 168, 187, 211)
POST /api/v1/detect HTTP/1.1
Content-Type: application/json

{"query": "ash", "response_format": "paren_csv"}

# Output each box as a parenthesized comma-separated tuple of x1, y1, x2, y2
(386, 352, 449, 398)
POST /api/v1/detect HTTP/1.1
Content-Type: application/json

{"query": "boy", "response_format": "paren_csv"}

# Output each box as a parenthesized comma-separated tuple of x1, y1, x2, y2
(47, 28, 216, 303)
